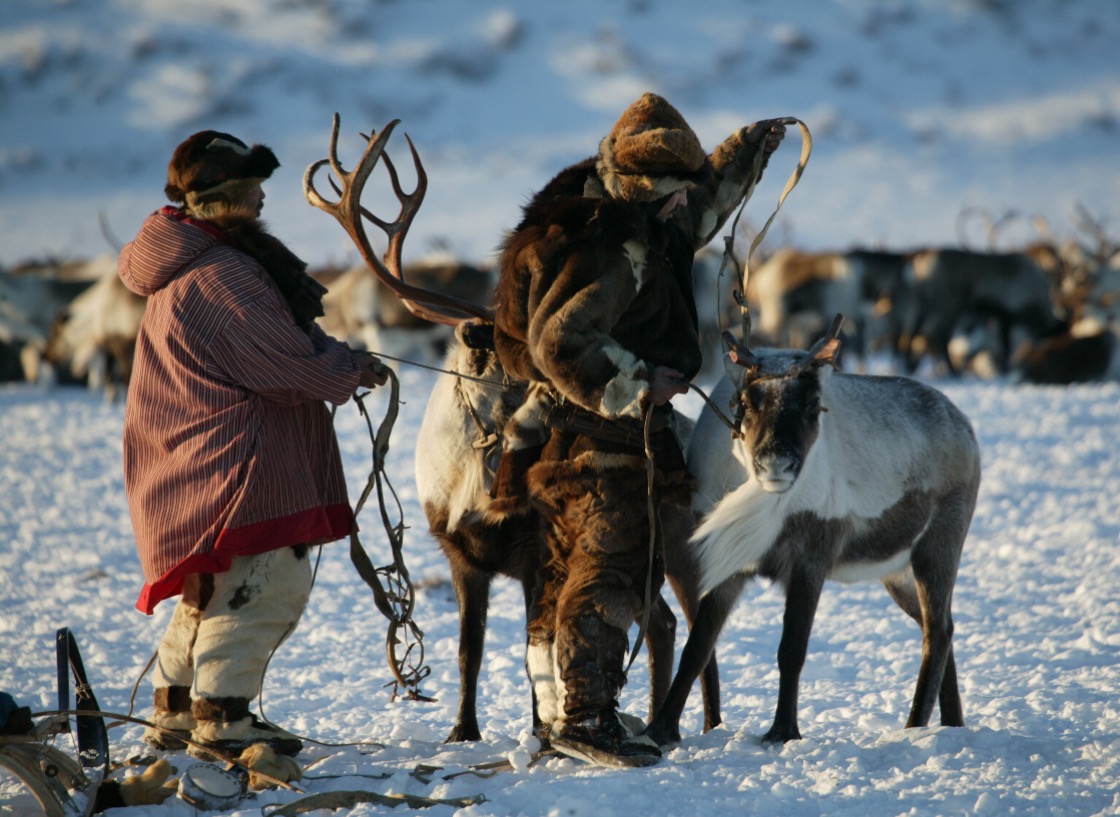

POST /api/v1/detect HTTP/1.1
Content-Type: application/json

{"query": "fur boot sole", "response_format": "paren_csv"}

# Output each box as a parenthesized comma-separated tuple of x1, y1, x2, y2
(187, 733, 302, 761)
(143, 727, 192, 752)
(550, 732, 661, 768)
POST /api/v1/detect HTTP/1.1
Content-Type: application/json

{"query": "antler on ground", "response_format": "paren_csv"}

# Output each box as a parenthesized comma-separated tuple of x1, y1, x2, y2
(304, 114, 493, 325)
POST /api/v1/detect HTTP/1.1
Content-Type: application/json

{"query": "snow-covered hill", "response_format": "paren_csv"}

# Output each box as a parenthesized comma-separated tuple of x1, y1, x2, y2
(2, 0, 1118, 269)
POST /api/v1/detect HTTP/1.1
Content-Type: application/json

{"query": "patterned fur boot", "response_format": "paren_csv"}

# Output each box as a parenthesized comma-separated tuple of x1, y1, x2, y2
(548, 616, 661, 768)
(143, 685, 195, 751)
(189, 697, 302, 759)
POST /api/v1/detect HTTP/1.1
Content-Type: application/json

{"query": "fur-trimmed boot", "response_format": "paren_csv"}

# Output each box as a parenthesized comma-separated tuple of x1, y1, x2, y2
(143, 685, 195, 751)
(189, 697, 302, 759)
(548, 615, 661, 768)
(551, 708, 661, 769)
(146, 577, 207, 751)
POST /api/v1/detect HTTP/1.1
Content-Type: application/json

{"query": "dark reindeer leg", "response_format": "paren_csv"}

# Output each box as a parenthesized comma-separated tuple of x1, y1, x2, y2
(698, 644, 722, 732)
(664, 572, 747, 733)
(662, 505, 736, 734)
(904, 575, 958, 729)
(906, 490, 968, 729)
(446, 559, 491, 743)
(519, 572, 546, 741)
(905, 609, 954, 729)
(937, 645, 963, 726)
(643, 594, 678, 722)
(883, 557, 963, 729)
(644, 577, 743, 748)
(764, 569, 825, 745)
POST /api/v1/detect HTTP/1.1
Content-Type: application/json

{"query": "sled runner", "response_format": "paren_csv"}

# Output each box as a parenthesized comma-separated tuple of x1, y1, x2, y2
(0, 628, 109, 816)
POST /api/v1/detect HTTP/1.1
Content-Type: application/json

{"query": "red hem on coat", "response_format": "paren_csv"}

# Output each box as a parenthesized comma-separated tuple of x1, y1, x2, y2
(135, 503, 354, 615)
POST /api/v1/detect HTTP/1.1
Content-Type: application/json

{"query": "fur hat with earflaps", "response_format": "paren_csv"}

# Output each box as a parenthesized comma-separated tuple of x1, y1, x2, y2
(165, 131, 279, 208)
(597, 92, 710, 203)
(164, 131, 326, 334)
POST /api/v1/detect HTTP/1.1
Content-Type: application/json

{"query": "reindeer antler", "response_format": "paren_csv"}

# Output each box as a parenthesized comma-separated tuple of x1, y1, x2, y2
(304, 114, 494, 326)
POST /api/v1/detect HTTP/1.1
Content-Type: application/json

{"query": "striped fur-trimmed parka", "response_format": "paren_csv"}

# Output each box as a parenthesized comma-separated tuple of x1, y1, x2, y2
(119, 207, 362, 614)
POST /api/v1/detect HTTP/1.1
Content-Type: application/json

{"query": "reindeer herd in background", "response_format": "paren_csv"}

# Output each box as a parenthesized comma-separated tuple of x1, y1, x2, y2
(3, 197, 1117, 399)
(743, 206, 1120, 384)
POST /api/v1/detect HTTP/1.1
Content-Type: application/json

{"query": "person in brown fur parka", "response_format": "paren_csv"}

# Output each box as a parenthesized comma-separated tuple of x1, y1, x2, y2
(492, 93, 785, 767)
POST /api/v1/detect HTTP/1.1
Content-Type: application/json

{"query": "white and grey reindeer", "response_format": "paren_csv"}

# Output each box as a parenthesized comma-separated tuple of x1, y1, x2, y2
(305, 115, 720, 744)
(644, 314, 981, 747)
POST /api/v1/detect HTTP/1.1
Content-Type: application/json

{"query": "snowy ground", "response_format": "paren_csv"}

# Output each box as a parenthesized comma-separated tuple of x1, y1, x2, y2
(2, 1, 1119, 813)
(2, 369, 1119, 816)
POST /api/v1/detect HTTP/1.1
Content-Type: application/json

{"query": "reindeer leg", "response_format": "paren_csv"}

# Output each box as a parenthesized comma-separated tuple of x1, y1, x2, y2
(885, 563, 962, 728)
(938, 645, 964, 727)
(643, 594, 677, 723)
(643, 576, 742, 748)
(662, 504, 733, 734)
(905, 571, 959, 729)
(905, 602, 955, 729)
(518, 572, 547, 742)
(446, 561, 491, 743)
(764, 569, 824, 744)
(664, 572, 746, 733)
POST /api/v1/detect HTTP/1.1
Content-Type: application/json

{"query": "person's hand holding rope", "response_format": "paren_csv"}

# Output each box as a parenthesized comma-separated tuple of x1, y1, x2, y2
(745, 118, 788, 157)
(351, 350, 390, 388)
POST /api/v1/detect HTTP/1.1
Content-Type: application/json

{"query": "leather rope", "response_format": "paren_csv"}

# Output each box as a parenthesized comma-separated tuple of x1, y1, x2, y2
(349, 369, 434, 702)
(625, 405, 660, 675)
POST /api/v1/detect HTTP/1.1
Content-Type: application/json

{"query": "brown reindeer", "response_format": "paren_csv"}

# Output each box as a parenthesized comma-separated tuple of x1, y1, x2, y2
(304, 116, 719, 743)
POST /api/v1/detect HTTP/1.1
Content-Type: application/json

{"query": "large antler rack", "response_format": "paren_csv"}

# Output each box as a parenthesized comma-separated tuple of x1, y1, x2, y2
(304, 114, 494, 326)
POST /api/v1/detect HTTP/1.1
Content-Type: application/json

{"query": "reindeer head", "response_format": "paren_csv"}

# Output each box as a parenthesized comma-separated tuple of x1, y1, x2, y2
(723, 314, 843, 493)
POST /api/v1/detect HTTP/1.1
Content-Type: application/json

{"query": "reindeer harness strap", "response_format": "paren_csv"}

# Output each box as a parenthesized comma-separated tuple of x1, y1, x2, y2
(626, 405, 660, 675)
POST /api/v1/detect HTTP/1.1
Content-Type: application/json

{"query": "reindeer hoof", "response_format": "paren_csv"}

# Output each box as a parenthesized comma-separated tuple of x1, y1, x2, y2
(444, 724, 482, 744)
(761, 723, 801, 745)
(641, 719, 681, 750)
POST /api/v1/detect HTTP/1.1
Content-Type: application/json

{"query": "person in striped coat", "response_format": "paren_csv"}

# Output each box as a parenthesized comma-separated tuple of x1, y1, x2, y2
(119, 131, 387, 758)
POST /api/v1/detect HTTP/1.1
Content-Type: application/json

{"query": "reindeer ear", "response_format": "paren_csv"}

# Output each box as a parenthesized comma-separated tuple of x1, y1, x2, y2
(812, 336, 841, 371)
(808, 313, 844, 371)
(722, 330, 757, 367)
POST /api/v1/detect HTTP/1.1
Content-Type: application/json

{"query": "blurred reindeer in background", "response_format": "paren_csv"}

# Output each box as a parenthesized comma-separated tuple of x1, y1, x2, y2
(743, 203, 1118, 381)
(45, 263, 146, 400)
(0, 255, 120, 388)
(949, 204, 1119, 383)
(319, 254, 493, 369)
(746, 245, 910, 371)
